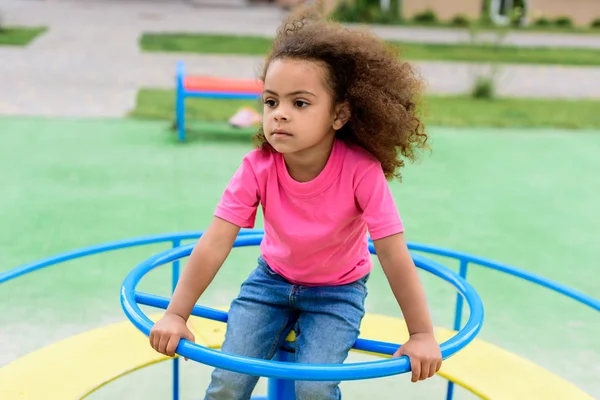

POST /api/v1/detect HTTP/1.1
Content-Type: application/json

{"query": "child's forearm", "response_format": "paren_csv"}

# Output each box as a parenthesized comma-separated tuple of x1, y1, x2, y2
(374, 234, 434, 336)
(165, 218, 240, 321)
(165, 241, 225, 320)
(385, 260, 434, 336)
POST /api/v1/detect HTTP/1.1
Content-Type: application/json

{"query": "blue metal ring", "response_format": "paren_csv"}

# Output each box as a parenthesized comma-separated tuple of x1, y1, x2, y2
(121, 232, 484, 381)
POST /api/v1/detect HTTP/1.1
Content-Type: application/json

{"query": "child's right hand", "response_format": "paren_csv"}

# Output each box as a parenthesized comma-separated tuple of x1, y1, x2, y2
(149, 313, 195, 359)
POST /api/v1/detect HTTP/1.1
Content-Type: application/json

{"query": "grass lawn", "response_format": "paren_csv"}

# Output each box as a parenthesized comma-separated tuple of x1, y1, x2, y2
(0, 26, 47, 46)
(130, 88, 600, 130)
(139, 33, 600, 66)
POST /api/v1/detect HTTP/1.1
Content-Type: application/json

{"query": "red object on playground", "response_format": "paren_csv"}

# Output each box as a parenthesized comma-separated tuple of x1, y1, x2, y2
(183, 76, 264, 94)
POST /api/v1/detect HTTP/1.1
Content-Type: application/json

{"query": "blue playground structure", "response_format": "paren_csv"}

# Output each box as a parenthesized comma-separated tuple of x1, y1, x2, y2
(1, 229, 598, 399)
(175, 62, 263, 142)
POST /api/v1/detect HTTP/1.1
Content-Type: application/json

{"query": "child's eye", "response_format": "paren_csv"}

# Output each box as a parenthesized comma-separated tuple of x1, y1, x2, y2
(295, 100, 309, 108)
(264, 99, 277, 107)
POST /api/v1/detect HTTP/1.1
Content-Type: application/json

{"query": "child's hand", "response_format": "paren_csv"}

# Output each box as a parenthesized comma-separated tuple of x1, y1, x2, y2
(393, 332, 442, 383)
(149, 313, 195, 360)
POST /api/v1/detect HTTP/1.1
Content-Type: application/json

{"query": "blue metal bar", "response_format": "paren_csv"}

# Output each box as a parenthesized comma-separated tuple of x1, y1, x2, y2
(132, 251, 483, 364)
(446, 380, 455, 400)
(1, 228, 598, 392)
(185, 91, 261, 100)
(171, 239, 181, 289)
(172, 239, 181, 400)
(267, 350, 296, 399)
(134, 289, 432, 357)
(120, 234, 485, 382)
(446, 259, 469, 400)
(2, 228, 598, 314)
(0, 229, 262, 285)
(135, 290, 402, 356)
(176, 61, 186, 141)
(137, 291, 228, 322)
(407, 243, 600, 312)
(453, 260, 469, 332)
(173, 348, 180, 400)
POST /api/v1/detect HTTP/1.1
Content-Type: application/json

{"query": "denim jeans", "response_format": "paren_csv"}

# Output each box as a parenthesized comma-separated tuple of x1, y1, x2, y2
(204, 256, 369, 400)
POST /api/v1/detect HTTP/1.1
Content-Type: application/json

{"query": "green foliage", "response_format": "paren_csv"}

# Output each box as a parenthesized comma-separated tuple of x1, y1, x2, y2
(471, 75, 496, 100)
(412, 9, 437, 24)
(554, 16, 573, 28)
(331, 0, 402, 24)
(451, 15, 471, 27)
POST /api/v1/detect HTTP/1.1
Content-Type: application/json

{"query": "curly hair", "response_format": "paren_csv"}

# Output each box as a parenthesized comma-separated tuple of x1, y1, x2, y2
(253, 3, 429, 181)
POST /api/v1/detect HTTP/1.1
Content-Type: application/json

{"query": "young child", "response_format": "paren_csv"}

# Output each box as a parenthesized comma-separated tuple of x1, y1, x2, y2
(150, 4, 442, 399)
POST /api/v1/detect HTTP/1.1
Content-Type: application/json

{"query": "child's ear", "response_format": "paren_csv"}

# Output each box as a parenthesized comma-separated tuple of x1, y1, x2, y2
(332, 102, 351, 130)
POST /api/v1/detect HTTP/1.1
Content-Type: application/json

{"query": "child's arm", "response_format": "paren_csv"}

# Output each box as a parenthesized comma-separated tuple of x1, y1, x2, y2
(373, 232, 433, 336)
(165, 216, 241, 321)
(373, 232, 442, 382)
(150, 216, 241, 358)
(151, 152, 260, 358)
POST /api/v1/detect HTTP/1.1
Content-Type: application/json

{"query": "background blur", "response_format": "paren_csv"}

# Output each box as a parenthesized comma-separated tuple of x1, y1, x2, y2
(1, 0, 598, 399)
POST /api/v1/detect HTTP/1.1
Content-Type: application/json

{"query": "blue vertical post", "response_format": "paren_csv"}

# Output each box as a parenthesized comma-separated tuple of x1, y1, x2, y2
(446, 259, 469, 400)
(172, 239, 181, 400)
(175, 61, 186, 142)
(267, 349, 296, 399)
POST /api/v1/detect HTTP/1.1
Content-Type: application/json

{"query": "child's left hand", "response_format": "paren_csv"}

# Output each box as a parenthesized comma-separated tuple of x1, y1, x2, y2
(393, 332, 442, 383)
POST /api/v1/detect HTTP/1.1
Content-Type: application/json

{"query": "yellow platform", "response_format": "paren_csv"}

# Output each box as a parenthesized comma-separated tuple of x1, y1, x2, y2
(0, 312, 594, 400)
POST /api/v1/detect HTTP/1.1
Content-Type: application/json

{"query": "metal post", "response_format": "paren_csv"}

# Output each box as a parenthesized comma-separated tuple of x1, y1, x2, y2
(267, 349, 296, 399)
(175, 62, 186, 141)
(446, 259, 469, 400)
(172, 239, 181, 400)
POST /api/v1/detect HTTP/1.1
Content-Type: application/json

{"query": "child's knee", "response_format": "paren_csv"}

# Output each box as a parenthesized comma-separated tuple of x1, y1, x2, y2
(205, 368, 258, 400)
(295, 380, 340, 400)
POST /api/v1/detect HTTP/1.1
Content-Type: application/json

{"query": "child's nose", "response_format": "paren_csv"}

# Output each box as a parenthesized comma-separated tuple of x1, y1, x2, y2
(273, 107, 289, 121)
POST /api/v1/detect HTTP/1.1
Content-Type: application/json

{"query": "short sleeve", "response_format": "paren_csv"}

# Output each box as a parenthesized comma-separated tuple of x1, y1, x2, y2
(355, 164, 404, 240)
(214, 155, 260, 228)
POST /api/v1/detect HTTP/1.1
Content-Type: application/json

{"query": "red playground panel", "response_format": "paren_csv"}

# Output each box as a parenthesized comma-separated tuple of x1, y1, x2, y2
(183, 76, 264, 94)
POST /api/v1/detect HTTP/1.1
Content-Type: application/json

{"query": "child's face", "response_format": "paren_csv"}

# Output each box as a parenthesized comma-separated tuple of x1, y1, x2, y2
(262, 58, 346, 155)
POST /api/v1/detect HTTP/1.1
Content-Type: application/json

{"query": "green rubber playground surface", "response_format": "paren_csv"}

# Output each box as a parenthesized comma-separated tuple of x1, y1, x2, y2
(0, 117, 598, 399)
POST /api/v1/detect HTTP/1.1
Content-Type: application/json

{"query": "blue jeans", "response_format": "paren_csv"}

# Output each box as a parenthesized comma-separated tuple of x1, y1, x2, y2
(204, 256, 369, 400)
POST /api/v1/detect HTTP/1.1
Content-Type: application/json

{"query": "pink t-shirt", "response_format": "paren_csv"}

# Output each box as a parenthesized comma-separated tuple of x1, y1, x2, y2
(214, 138, 404, 286)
